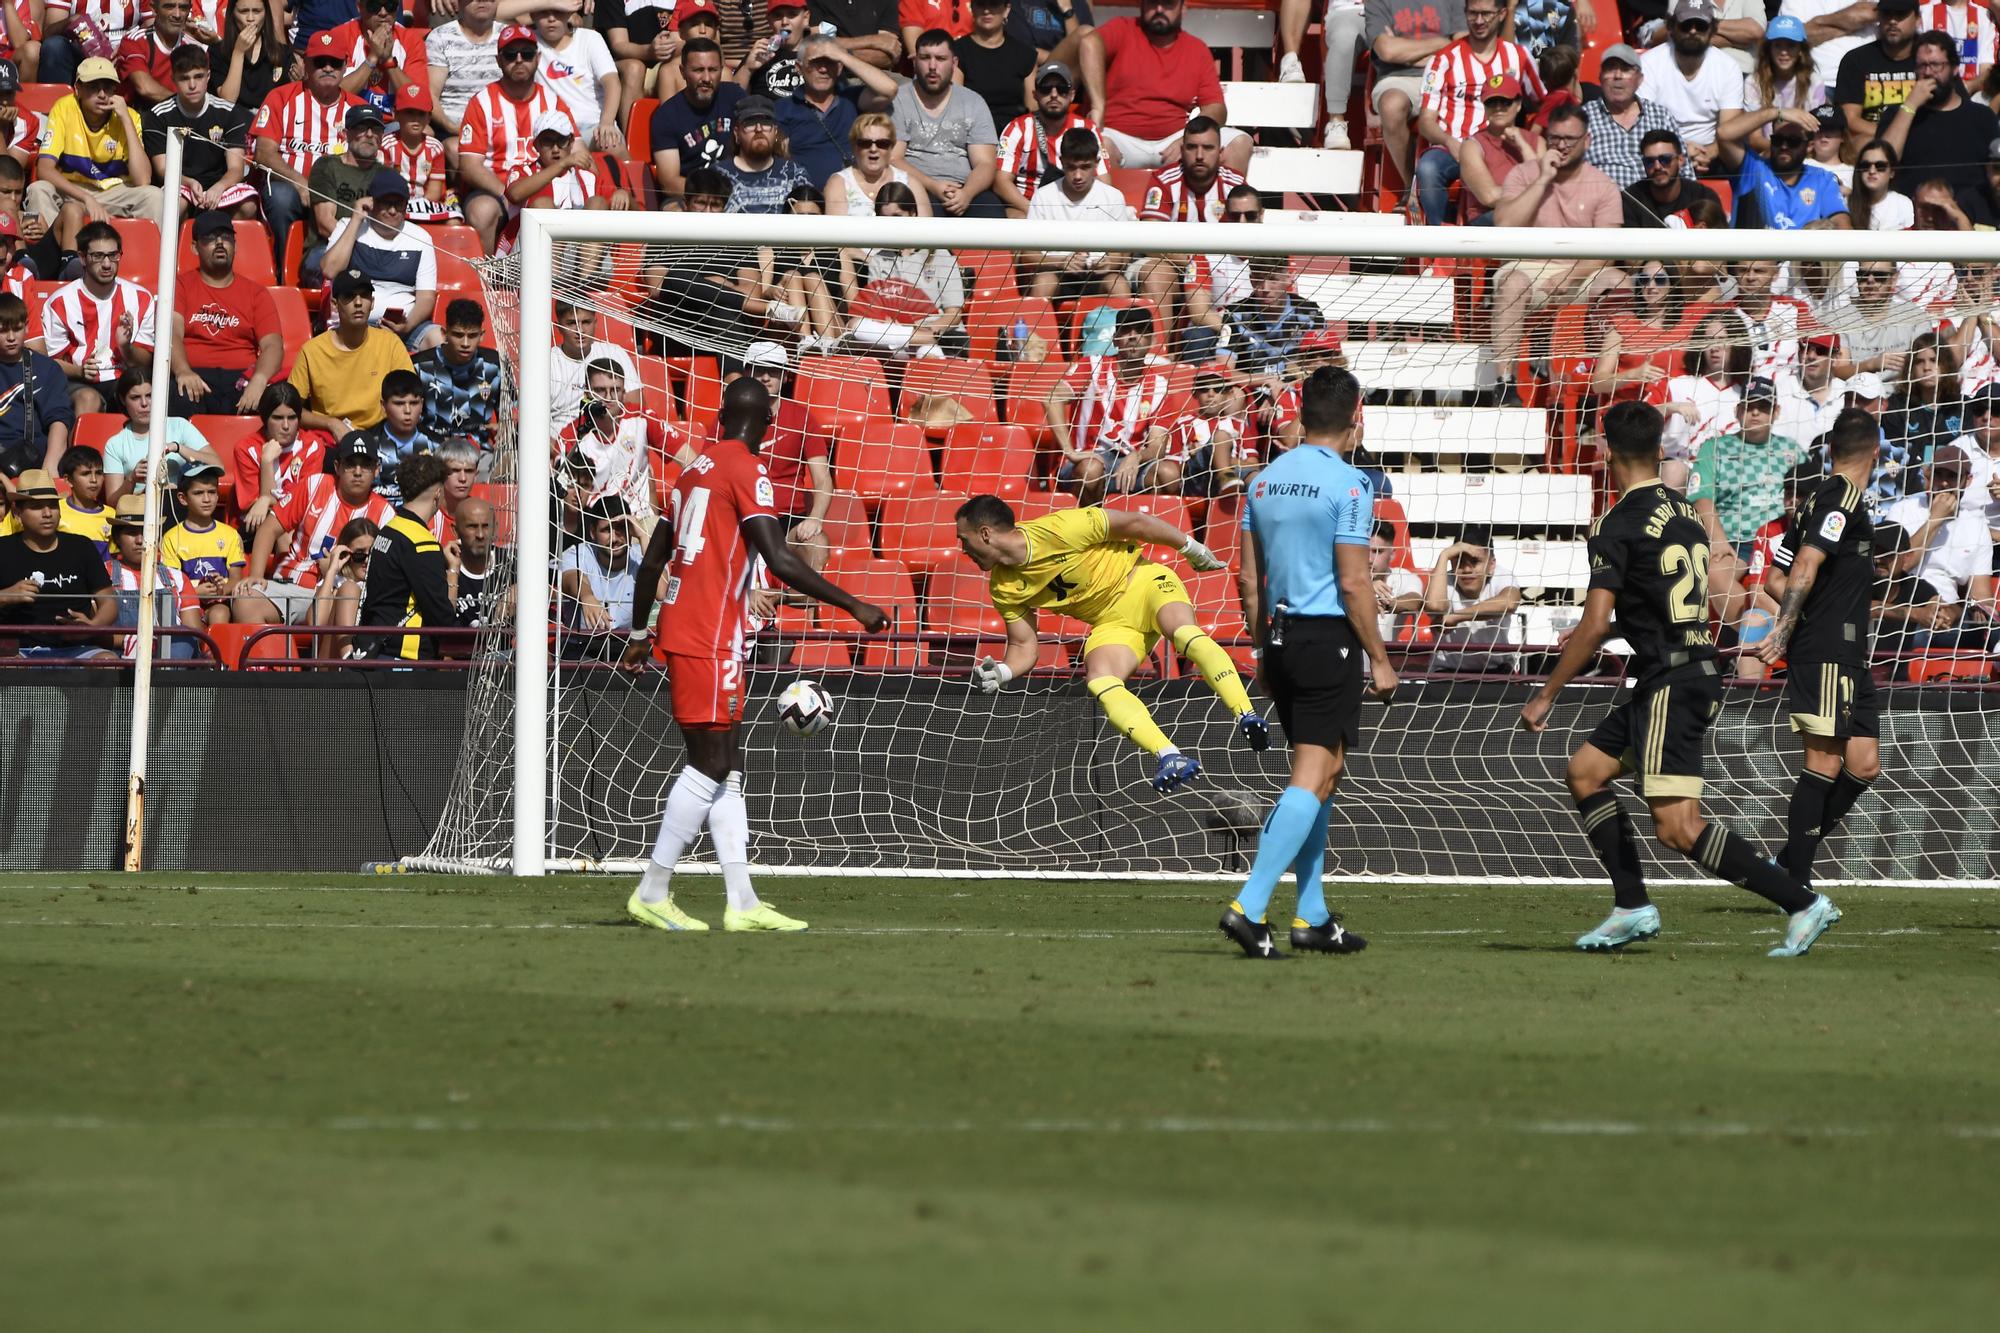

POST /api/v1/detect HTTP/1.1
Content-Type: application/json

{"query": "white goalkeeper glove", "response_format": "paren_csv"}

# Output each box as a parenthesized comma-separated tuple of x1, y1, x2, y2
(971, 656, 1014, 694)
(1180, 535, 1225, 572)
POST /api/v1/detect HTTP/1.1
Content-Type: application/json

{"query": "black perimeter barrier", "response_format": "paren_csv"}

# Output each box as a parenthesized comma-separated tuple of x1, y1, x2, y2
(2, 669, 1996, 880)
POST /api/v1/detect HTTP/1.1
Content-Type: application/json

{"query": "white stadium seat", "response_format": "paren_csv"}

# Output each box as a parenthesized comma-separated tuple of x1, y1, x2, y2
(1361, 403, 1543, 455)
(1223, 81, 1319, 130)
(1246, 146, 1363, 195)
(1297, 274, 1453, 326)
(1389, 473, 1593, 527)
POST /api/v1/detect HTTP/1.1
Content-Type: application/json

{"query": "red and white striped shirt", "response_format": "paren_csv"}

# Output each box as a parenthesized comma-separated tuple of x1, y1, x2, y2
(1137, 163, 1247, 223)
(110, 557, 198, 655)
(1418, 39, 1544, 142)
(310, 19, 431, 98)
(1064, 355, 1172, 455)
(0, 0, 38, 64)
(458, 80, 563, 183)
(251, 81, 361, 178)
(7, 105, 42, 160)
(381, 130, 447, 195)
(1922, 1, 1998, 69)
(41, 276, 156, 383)
(996, 109, 1098, 199)
(272, 473, 395, 586)
(44, 0, 141, 48)
(1163, 409, 1250, 463)
(0, 257, 31, 299)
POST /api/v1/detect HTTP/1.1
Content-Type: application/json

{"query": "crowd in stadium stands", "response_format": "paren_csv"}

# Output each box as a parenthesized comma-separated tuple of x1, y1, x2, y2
(0, 0, 1995, 671)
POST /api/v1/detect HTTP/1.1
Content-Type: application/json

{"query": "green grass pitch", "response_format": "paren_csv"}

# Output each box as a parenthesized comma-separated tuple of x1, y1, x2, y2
(2, 872, 1996, 1331)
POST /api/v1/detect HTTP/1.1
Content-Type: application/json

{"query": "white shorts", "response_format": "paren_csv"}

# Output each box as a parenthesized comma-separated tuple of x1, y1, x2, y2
(1100, 124, 1250, 169)
(1371, 72, 1424, 112)
(254, 578, 318, 625)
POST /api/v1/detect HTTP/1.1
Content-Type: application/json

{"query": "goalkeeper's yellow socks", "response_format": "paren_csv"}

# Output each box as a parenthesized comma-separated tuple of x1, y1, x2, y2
(1234, 785, 1325, 924)
(1088, 676, 1175, 757)
(1170, 623, 1254, 718)
(1290, 795, 1335, 928)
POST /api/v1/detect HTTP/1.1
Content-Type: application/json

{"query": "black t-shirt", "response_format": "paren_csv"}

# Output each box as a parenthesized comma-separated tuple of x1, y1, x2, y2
(206, 39, 287, 116)
(1620, 176, 1720, 228)
(1773, 474, 1875, 668)
(142, 94, 252, 189)
(811, 0, 899, 38)
(1587, 480, 1717, 685)
(1895, 93, 1998, 197)
(650, 84, 745, 177)
(454, 557, 511, 627)
(0, 531, 112, 646)
(1834, 40, 1917, 126)
(752, 46, 805, 100)
(1007, 0, 1092, 53)
(954, 33, 1036, 130)
(594, 0, 664, 47)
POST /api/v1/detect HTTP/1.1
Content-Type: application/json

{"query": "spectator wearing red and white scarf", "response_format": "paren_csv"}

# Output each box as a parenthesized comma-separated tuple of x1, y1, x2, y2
(1411, 0, 1544, 225)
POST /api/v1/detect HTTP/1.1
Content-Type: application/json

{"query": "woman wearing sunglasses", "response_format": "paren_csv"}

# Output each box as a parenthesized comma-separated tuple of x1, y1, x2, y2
(1847, 138, 1913, 231)
(824, 114, 934, 217)
(1590, 260, 1710, 405)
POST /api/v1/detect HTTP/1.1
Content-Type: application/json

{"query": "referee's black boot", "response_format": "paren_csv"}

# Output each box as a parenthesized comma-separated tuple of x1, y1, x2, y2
(1219, 908, 1285, 960)
(1290, 914, 1368, 955)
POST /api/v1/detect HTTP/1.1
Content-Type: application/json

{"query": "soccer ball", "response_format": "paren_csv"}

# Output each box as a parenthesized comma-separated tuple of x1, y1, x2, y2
(776, 679, 833, 737)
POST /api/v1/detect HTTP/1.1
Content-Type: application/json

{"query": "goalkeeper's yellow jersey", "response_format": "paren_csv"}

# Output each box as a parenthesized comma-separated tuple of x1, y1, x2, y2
(988, 507, 1143, 625)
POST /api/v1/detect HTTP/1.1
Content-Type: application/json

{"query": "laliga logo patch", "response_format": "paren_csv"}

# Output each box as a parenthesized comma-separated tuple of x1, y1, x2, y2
(1820, 510, 1847, 542)
(755, 475, 776, 508)
(1144, 186, 1163, 211)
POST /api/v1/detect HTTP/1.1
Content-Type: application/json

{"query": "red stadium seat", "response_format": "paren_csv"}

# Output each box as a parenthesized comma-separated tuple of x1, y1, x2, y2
(1108, 167, 1153, 213)
(821, 553, 919, 666)
(921, 562, 1011, 666)
(1374, 494, 1417, 571)
(109, 219, 161, 291)
(818, 492, 872, 557)
(1184, 569, 1255, 670)
(939, 422, 1035, 499)
(797, 355, 890, 436)
(174, 220, 278, 286)
(1010, 491, 1075, 522)
(1905, 653, 1992, 683)
(269, 288, 312, 377)
(1202, 492, 1244, 570)
(1104, 491, 1192, 548)
(1002, 359, 1069, 447)
(16, 83, 67, 118)
(22, 278, 59, 332)
(899, 357, 996, 430)
(72, 413, 124, 452)
(625, 96, 660, 164)
(876, 493, 963, 574)
(781, 603, 853, 670)
(965, 295, 1058, 361)
(836, 419, 936, 507)
(957, 249, 1016, 298)
(471, 483, 516, 545)
(189, 415, 261, 517)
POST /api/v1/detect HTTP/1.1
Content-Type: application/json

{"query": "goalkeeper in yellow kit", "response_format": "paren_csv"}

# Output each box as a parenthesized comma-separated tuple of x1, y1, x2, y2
(954, 495, 1268, 791)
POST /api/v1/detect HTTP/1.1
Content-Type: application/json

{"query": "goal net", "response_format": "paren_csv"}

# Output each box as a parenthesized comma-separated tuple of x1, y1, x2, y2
(410, 211, 2000, 885)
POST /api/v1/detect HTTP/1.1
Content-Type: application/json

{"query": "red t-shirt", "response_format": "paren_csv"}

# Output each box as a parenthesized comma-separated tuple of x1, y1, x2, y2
(654, 437, 777, 661)
(756, 398, 827, 516)
(899, 0, 973, 37)
(1097, 17, 1224, 140)
(177, 268, 281, 372)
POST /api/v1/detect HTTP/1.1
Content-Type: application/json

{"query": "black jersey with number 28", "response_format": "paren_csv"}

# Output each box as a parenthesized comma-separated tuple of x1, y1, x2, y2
(1771, 474, 1873, 669)
(1587, 479, 1717, 685)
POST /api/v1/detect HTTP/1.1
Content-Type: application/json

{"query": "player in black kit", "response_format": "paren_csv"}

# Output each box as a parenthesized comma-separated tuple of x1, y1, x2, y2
(1519, 401, 1841, 957)
(1755, 408, 1883, 929)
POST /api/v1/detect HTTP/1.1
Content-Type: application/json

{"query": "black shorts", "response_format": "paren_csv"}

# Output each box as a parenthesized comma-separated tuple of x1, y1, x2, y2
(1266, 616, 1364, 750)
(1585, 663, 1723, 799)
(1786, 661, 1880, 740)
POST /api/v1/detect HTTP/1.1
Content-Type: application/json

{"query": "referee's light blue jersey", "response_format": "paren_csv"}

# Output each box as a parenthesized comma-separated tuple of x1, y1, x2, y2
(1241, 445, 1374, 619)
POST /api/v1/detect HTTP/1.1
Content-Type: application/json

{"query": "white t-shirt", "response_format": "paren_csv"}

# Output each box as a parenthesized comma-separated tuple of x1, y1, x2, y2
(1717, 0, 1772, 75)
(558, 541, 637, 633)
(426, 21, 502, 125)
(1775, 374, 1847, 450)
(1638, 43, 1746, 145)
(1862, 190, 1914, 230)
(1431, 564, 1522, 669)
(1374, 565, 1424, 642)
(1661, 374, 1742, 460)
(1780, 0, 1875, 89)
(1885, 492, 1991, 601)
(537, 29, 616, 137)
(551, 340, 640, 429)
(1944, 434, 2000, 530)
(1025, 179, 1133, 261)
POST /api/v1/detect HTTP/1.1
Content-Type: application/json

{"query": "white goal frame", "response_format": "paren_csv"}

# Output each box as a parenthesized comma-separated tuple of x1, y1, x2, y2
(506, 210, 2000, 878)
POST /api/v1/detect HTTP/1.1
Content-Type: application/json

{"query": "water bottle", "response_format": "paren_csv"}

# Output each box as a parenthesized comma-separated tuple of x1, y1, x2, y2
(1007, 318, 1030, 360)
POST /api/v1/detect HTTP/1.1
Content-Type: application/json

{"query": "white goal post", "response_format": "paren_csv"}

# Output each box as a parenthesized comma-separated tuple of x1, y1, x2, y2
(415, 208, 2000, 885)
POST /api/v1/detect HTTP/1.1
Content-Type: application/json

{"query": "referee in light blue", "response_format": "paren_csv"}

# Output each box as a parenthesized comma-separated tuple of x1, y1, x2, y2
(1221, 367, 1399, 960)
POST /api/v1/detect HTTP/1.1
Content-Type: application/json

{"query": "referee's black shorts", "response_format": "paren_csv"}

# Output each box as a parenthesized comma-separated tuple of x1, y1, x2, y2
(1266, 616, 1364, 750)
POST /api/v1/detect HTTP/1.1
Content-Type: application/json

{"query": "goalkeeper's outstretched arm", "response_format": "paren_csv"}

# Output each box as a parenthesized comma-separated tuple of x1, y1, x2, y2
(1102, 507, 1226, 571)
(973, 614, 1041, 693)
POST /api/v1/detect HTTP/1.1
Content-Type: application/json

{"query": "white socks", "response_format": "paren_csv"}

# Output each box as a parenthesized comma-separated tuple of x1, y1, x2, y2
(709, 771, 759, 913)
(640, 767, 721, 902)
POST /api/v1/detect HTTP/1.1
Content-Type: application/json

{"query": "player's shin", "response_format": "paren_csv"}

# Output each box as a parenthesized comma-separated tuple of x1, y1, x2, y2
(1169, 623, 1253, 717)
(1822, 769, 1875, 833)
(1694, 823, 1816, 915)
(1784, 768, 1837, 882)
(642, 767, 723, 903)
(1289, 795, 1335, 928)
(708, 771, 759, 912)
(1233, 786, 1326, 924)
(1575, 789, 1648, 909)
(1086, 676, 1176, 756)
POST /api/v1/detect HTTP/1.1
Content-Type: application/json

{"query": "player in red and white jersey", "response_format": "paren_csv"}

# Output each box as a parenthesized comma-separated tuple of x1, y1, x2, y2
(236, 436, 395, 625)
(1047, 305, 1173, 505)
(619, 377, 888, 935)
(40, 233, 157, 397)
(251, 54, 360, 177)
(456, 25, 563, 253)
(994, 68, 1097, 210)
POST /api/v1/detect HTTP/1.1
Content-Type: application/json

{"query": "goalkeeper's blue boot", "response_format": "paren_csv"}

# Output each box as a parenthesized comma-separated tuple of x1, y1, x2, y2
(1768, 894, 1841, 958)
(1575, 903, 1661, 952)
(1153, 751, 1202, 792)
(1237, 711, 1271, 752)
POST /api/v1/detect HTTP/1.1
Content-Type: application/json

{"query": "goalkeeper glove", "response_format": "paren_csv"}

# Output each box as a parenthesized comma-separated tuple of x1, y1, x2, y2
(1179, 536, 1226, 572)
(971, 657, 1014, 693)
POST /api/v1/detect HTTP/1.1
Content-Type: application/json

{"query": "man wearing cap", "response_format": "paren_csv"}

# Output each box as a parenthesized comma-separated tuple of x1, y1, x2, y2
(1834, 0, 1920, 148)
(0, 59, 41, 172)
(647, 3, 726, 103)
(321, 0, 430, 110)
(1585, 43, 1695, 187)
(1689, 377, 1809, 617)
(1639, 0, 1747, 171)
(168, 209, 282, 415)
(508, 107, 630, 214)
(892, 28, 1003, 215)
(0, 466, 116, 657)
(954, 0, 1037, 129)
(26, 55, 161, 255)
(774, 34, 898, 188)
(142, 45, 255, 218)
(1876, 28, 1997, 197)
(650, 36, 745, 202)
(320, 167, 442, 352)
(289, 269, 417, 438)
(237, 433, 395, 628)
(1732, 105, 1849, 228)
(1779, 333, 1850, 450)
(807, 0, 903, 73)
(535, 4, 621, 150)
(1410, 0, 1542, 226)
(741, 1, 814, 102)
(458, 24, 564, 254)
(1620, 129, 1720, 226)
(1022, 126, 1131, 300)
(716, 93, 808, 210)
(299, 101, 391, 281)
(995, 60, 1095, 213)
(115, 0, 203, 104)
(252, 33, 361, 268)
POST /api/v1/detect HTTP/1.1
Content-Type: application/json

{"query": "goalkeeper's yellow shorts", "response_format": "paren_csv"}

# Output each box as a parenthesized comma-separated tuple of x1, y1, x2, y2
(1082, 561, 1191, 661)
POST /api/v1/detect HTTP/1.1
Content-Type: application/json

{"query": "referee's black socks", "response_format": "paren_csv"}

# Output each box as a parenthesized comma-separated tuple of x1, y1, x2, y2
(1574, 790, 1649, 910)
(1694, 824, 1816, 915)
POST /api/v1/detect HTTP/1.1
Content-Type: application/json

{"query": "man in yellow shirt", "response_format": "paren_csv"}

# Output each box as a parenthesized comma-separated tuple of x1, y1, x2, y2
(955, 495, 1266, 792)
(23, 58, 163, 253)
(288, 269, 416, 437)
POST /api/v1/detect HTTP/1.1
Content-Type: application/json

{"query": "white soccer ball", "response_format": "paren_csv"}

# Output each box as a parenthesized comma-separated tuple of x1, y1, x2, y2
(776, 678, 834, 737)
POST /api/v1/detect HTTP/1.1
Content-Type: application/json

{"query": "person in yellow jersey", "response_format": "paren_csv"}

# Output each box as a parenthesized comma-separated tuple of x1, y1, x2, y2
(955, 494, 1267, 792)
(56, 445, 112, 560)
(158, 462, 246, 627)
